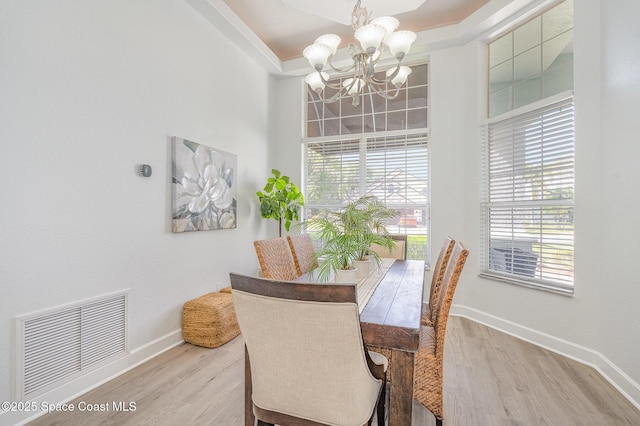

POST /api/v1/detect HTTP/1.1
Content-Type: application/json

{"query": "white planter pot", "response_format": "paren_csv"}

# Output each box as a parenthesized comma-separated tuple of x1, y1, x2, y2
(335, 267, 358, 283)
(353, 259, 372, 279)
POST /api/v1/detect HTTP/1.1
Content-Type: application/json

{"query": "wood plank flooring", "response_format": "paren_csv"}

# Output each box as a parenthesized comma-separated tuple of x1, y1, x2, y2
(28, 317, 640, 425)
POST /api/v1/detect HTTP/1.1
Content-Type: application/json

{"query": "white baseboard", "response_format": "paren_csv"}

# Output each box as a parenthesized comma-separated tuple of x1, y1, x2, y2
(450, 304, 640, 411)
(1, 329, 184, 426)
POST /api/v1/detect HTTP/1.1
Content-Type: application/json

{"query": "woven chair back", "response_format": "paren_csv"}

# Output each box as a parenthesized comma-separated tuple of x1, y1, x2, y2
(253, 237, 298, 281)
(434, 241, 469, 353)
(287, 234, 318, 276)
(414, 241, 468, 423)
(427, 237, 455, 325)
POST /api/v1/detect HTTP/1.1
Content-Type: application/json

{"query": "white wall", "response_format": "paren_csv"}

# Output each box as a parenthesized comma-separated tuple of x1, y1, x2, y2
(274, 78, 304, 188)
(274, 0, 640, 407)
(597, 0, 640, 384)
(0, 0, 273, 420)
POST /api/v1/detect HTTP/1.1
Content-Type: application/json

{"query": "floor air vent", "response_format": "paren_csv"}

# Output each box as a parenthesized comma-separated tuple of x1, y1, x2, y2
(15, 290, 128, 400)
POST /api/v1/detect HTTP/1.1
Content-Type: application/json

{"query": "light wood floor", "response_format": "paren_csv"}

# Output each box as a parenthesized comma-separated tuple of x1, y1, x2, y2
(29, 317, 640, 425)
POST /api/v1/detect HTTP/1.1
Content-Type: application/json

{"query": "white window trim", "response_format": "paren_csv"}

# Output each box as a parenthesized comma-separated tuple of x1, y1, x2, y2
(479, 91, 575, 296)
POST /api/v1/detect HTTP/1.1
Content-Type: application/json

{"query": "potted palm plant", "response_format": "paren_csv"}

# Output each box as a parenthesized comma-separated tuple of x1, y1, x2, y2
(304, 196, 398, 282)
(351, 197, 398, 277)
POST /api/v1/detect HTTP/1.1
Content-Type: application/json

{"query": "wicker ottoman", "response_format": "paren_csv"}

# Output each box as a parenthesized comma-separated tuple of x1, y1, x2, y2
(182, 292, 240, 348)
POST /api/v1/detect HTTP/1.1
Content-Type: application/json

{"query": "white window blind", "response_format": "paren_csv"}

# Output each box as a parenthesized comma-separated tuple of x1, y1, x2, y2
(304, 132, 429, 261)
(480, 96, 575, 294)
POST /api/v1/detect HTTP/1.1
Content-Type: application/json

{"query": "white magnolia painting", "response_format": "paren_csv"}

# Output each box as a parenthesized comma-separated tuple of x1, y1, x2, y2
(172, 137, 237, 232)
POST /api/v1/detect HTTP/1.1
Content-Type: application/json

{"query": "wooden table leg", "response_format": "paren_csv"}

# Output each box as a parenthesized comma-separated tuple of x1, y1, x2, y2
(389, 349, 415, 426)
(244, 345, 255, 426)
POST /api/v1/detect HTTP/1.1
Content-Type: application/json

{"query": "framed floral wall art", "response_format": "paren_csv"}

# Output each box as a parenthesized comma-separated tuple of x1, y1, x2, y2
(171, 137, 237, 232)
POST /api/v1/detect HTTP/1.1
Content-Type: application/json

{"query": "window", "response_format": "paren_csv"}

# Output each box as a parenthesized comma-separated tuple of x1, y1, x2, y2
(488, 0, 574, 117)
(481, 0, 574, 294)
(307, 64, 428, 137)
(304, 64, 429, 262)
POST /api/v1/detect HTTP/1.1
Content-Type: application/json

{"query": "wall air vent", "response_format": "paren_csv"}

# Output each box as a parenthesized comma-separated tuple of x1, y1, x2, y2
(15, 290, 128, 400)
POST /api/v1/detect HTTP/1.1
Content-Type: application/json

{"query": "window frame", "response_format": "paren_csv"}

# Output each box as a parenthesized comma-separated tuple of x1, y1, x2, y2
(302, 130, 431, 265)
(480, 91, 575, 295)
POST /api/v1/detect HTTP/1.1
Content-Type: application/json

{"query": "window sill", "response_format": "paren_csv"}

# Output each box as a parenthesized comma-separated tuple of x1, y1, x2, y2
(478, 272, 574, 297)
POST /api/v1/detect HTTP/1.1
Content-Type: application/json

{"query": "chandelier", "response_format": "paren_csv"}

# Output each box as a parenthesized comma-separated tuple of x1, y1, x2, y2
(303, 0, 417, 106)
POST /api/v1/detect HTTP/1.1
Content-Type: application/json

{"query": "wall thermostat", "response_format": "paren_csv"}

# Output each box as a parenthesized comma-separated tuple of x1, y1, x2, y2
(137, 164, 152, 177)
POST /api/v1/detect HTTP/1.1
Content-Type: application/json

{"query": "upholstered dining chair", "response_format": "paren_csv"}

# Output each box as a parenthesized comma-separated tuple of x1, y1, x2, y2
(369, 234, 408, 260)
(421, 237, 455, 327)
(414, 241, 469, 426)
(253, 237, 298, 281)
(286, 233, 318, 276)
(229, 273, 388, 426)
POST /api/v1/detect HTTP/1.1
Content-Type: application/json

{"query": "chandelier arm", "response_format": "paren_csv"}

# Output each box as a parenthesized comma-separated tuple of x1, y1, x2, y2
(316, 72, 360, 104)
(320, 79, 344, 91)
(365, 79, 389, 89)
(369, 83, 401, 100)
(368, 63, 403, 85)
(367, 49, 385, 68)
(327, 57, 356, 74)
(321, 89, 347, 104)
(317, 73, 344, 90)
(370, 76, 395, 85)
(365, 55, 376, 79)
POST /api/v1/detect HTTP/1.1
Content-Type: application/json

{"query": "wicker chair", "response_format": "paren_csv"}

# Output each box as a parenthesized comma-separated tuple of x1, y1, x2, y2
(230, 273, 387, 426)
(421, 237, 455, 327)
(414, 241, 469, 426)
(286, 233, 318, 276)
(253, 237, 298, 281)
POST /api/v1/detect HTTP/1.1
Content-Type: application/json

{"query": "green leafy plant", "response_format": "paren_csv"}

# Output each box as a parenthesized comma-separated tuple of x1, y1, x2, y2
(304, 196, 398, 281)
(353, 196, 398, 262)
(256, 169, 305, 237)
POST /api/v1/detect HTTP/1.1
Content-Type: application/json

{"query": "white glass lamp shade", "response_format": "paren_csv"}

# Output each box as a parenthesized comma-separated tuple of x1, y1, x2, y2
(305, 72, 329, 92)
(386, 30, 417, 59)
(386, 66, 412, 86)
(371, 16, 399, 39)
(354, 24, 386, 54)
(303, 43, 333, 70)
(315, 34, 341, 55)
(343, 78, 364, 95)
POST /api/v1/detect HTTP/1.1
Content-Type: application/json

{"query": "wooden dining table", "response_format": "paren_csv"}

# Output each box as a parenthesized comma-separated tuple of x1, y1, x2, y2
(242, 259, 426, 426)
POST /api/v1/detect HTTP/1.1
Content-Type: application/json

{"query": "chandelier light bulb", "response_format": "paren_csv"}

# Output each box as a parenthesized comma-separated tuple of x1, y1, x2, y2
(305, 72, 329, 92)
(303, 43, 333, 70)
(354, 23, 386, 55)
(387, 66, 412, 87)
(385, 30, 417, 59)
(315, 34, 341, 56)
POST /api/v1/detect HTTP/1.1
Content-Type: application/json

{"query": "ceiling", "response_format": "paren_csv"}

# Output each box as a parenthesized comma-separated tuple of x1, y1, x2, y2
(221, 0, 491, 61)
